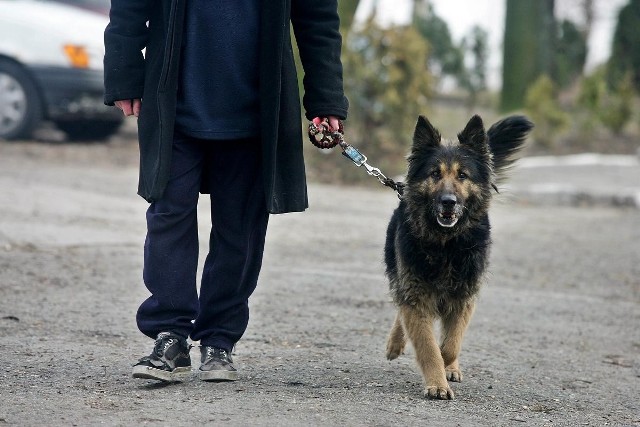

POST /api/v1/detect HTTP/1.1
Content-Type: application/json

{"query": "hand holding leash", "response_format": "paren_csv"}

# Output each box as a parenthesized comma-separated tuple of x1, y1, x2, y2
(308, 117, 344, 149)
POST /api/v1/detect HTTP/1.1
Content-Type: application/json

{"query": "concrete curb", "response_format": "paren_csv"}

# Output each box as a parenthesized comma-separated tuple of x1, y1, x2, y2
(508, 187, 640, 209)
(508, 154, 640, 209)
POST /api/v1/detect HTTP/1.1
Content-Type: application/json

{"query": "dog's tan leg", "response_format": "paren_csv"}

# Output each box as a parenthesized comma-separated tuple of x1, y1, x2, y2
(386, 311, 406, 360)
(399, 305, 453, 400)
(440, 299, 476, 382)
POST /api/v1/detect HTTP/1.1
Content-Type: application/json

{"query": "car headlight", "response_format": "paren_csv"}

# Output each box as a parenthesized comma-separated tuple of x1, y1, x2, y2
(63, 44, 90, 68)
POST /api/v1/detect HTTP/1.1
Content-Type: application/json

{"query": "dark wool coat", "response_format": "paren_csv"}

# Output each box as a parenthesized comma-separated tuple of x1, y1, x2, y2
(104, 0, 348, 214)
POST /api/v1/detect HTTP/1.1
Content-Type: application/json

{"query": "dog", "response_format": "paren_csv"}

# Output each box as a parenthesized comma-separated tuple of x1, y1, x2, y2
(384, 114, 532, 399)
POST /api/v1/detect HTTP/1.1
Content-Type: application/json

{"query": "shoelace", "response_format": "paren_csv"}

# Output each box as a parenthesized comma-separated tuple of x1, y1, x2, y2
(153, 335, 177, 357)
(205, 347, 229, 362)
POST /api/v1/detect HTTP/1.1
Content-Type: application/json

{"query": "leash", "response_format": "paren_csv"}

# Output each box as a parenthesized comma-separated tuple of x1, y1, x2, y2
(308, 119, 405, 198)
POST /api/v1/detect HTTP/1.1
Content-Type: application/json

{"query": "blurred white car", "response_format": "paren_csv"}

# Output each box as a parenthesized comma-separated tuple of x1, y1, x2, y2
(49, 0, 110, 15)
(0, 0, 122, 140)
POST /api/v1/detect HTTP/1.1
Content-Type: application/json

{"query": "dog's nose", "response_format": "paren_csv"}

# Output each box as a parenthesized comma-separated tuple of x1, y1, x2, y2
(440, 194, 457, 208)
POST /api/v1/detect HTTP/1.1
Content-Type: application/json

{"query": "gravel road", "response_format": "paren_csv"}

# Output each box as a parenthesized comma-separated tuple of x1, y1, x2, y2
(0, 137, 638, 426)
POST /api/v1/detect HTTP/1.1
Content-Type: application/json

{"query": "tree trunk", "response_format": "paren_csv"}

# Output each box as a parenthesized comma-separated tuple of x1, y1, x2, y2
(501, 0, 556, 112)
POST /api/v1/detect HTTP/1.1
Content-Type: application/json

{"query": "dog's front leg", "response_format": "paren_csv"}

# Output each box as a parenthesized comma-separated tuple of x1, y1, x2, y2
(440, 299, 476, 382)
(399, 305, 453, 399)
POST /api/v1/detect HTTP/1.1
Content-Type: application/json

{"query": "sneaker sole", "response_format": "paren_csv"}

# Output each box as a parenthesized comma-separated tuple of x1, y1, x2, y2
(132, 366, 192, 382)
(198, 369, 238, 382)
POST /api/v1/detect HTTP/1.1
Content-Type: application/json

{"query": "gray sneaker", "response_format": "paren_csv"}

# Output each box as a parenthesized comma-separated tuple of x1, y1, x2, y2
(132, 332, 192, 382)
(198, 346, 238, 382)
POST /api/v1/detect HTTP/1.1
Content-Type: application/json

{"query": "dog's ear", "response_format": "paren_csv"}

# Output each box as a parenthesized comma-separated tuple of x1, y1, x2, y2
(458, 115, 488, 152)
(412, 115, 441, 151)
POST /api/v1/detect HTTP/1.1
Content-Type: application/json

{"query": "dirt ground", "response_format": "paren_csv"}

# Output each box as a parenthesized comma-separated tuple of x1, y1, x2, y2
(0, 134, 639, 426)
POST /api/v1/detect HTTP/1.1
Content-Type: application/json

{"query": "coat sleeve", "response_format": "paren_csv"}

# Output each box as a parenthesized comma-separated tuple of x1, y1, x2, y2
(103, 0, 151, 105)
(291, 0, 349, 120)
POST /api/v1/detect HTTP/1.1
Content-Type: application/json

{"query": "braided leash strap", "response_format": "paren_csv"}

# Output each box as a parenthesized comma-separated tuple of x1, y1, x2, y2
(307, 118, 404, 198)
(308, 117, 344, 149)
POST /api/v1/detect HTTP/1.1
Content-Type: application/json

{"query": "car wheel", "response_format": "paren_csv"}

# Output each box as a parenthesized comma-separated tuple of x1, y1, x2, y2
(0, 60, 43, 140)
(55, 119, 123, 141)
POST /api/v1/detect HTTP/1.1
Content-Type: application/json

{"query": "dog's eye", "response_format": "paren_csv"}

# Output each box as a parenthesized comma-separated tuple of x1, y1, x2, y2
(430, 170, 441, 180)
(458, 172, 468, 180)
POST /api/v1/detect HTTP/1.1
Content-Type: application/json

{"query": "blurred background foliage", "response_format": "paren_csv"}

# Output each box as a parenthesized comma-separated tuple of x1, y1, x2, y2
(297, 0, 640, 185)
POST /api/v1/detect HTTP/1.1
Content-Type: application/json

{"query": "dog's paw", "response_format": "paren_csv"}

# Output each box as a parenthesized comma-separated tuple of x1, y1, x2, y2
(424, 385, 455, 400)
(386, 349, 401, 360)
(446, 367, 462, 382)
(385, 344, 404, 360)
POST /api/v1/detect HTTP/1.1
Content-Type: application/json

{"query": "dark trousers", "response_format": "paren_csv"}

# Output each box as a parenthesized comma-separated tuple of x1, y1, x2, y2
(136, 133, 269, 352)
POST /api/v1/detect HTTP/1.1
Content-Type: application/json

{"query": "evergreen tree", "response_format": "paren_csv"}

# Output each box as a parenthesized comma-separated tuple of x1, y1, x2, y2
(554, 19, 588, 88)
(412, 0, 464, 77)
(608, 0, 640, 89)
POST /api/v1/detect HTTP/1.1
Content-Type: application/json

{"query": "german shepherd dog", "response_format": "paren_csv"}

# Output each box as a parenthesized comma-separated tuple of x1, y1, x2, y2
(384, 114, 532, 399)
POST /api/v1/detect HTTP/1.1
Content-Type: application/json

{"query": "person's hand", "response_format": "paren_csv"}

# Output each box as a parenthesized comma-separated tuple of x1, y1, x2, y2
(326, 116, 340, 132)
(312, 116, 342, 133)
(115, 99, 142, 117)
(309, 116, 344, 149)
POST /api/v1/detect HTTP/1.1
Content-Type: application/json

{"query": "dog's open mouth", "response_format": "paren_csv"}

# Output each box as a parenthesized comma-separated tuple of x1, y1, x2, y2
(437, 212, 459, 227)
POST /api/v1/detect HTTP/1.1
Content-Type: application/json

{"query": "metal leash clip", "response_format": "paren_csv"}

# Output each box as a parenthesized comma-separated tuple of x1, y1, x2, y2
(340, 143, 367, 167)
(337, 139, 393, 187)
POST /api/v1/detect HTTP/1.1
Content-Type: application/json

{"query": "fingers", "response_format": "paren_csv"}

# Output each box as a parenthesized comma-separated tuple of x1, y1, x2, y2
(312, 116, 342, 132)
(312, 117, 324, 128)
(115, 100, 132, 116)
(132, 99, 142, 117)
(115, 99, 142, 117)
(327, 116, 340, 132)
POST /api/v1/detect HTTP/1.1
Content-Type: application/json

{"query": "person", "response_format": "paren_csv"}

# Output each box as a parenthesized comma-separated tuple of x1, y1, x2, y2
(103, 0, 348, 382)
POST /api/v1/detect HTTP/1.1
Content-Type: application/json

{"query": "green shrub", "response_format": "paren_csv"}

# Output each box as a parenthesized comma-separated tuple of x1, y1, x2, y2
(524, 75, 569, 147)
(578, 67, 633, 134)
(600, 73, 634, 134)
